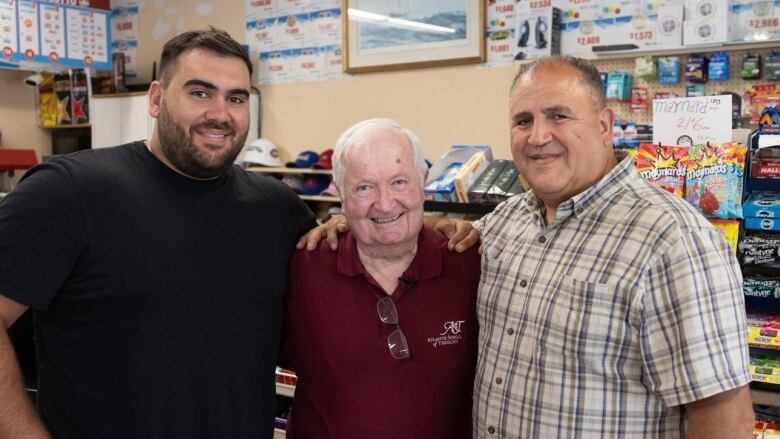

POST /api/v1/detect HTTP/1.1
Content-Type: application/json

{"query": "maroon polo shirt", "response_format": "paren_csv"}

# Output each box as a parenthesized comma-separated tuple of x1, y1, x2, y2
(281, 225, 480, 439)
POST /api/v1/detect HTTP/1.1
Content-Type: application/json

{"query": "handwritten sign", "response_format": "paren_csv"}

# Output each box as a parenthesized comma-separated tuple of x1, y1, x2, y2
(652, 95, 732, 145)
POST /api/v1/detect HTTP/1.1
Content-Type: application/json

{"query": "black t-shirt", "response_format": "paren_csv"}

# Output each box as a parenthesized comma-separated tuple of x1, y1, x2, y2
(0, 142, 316, 439)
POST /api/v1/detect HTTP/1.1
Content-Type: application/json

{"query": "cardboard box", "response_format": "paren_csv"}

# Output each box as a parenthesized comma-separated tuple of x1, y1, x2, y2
(683, 14, 729, 45)
(744, 192, 780, 217)
(730, 0, 780, 42)
(486, 165, 520, 202)
(424, 163, 462, 202)
(515, 2, 561, 59)
(454, 152, 489, 203)
(746, 217, 780, 231)
(468, 160, 510, 203)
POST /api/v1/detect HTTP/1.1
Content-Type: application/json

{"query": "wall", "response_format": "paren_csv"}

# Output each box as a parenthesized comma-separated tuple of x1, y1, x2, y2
(0, 70, 52, 188)
(131, 0, 516, 163)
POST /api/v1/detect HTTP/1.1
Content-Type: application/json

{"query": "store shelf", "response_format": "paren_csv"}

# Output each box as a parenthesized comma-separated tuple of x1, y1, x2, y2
(752, 386, 780, 407)
(299, 195, 339, 202)
(424, 200, 498, 215)
(41, 123, 90, 129)
(571, 39, 780, 62)
(92, 91, 148, 98)
(276, 382, 295, 398)
(248, 166, 332, 175)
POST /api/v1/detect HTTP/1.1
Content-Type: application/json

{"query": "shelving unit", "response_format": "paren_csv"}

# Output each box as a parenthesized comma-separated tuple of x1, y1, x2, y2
(753, 387, 780, 407)
(41, 123, 91, 129)
(247, 166, 332, 175)
(247, 167, 502, 215)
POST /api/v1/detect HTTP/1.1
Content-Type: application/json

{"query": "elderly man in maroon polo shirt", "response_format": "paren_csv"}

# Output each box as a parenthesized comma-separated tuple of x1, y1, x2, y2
(281, 118, 480, 438)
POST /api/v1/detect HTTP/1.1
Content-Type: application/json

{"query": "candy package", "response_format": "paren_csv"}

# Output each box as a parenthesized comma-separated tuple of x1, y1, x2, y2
(740, 234, 780, 266)
(635, 143, 688, 197)
(708, 218, 739, 254)
(685, 142, 747, 218)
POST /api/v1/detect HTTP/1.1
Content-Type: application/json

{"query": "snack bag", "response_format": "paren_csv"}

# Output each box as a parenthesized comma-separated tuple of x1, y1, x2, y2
(635, 143, 688, 197)
(685, 143, 744, 218)
(708, 218, 740, 254)
(734, 144, 748, 218)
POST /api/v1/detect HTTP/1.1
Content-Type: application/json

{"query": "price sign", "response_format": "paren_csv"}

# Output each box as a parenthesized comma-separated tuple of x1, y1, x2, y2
(630, 30, 653, 41)
(652, 95, 732, 145)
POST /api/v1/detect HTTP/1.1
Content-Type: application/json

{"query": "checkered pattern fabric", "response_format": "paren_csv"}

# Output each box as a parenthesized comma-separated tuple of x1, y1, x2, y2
(472, 152, 750, 438)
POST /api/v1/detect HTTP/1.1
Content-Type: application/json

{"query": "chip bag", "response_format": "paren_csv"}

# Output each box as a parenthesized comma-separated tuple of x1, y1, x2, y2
(635, 143, 688, 197)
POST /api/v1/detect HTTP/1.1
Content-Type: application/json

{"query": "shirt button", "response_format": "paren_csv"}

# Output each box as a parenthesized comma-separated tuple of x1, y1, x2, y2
(538, 236, 546, 243)
(520, 280, 528, 287)
(495, 377, 503, 385)
(507, 328, 515, 335)
(488, 427, 496, 435)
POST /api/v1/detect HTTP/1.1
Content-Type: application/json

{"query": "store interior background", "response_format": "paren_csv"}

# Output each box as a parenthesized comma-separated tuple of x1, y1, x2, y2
(0, 0, 516, 177)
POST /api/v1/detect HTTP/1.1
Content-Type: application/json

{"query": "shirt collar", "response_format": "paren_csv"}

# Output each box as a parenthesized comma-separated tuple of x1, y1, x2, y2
(524, 149, 634, 220)
(337, 225, 443, 282)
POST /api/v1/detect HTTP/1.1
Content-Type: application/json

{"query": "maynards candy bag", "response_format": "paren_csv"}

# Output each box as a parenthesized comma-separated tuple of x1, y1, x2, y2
(635, 143, 688, 197)
(685, 142, 745, 218)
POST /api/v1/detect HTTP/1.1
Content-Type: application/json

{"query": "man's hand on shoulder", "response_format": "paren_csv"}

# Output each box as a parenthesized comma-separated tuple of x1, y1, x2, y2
(428, 217, 482, 253)
(296, 214, 349, 251)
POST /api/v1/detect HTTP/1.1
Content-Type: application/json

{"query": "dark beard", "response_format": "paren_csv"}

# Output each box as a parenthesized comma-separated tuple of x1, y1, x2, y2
(157, 102, 248, 179)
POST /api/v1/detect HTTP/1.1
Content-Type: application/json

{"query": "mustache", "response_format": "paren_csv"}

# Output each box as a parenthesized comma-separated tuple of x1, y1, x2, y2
(191, 121, 235, 135)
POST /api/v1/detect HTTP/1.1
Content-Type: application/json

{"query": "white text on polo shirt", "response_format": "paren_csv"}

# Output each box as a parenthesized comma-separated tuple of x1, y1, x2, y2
(427, 320, 465, 348)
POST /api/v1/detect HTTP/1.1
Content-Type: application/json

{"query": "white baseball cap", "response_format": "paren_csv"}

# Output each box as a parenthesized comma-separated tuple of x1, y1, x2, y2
(243, 138, 282, 167)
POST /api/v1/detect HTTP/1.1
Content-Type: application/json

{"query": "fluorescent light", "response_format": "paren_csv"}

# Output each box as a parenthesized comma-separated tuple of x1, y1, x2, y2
(347, 8, 455, 34)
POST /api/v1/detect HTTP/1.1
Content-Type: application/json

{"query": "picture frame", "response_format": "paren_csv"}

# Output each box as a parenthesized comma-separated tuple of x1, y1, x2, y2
(341, 0, 486, 73)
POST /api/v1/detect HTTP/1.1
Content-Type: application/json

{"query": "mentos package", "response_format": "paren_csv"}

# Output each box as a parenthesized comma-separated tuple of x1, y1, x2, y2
(635, 143, 688, 197)
(708, 218, 739, 253)
(685, 142, 746, 218)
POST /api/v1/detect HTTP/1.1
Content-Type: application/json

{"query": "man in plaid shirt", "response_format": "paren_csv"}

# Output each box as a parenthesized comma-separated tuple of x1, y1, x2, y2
(472, 56, 753, 438)
(299, 56, 754, 439)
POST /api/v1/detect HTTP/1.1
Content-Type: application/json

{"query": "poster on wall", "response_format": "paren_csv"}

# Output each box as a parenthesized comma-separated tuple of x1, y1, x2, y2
(246, 0, 349, 85)
(482, 0, 517, 67)
(110, 2, 139, 79)
(0, 0, 112, 70)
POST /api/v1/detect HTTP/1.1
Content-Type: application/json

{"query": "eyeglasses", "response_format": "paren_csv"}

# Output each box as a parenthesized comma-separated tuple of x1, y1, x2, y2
(376, 296, 411, 360)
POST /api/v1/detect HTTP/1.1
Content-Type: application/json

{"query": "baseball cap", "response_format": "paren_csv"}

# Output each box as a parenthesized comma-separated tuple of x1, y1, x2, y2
(301, 175, 331, 195)
(281, 174, 304, 193)
(313, 148, 334, 169)
(320, 181, 340, 197)
(286, 150, 319, 168)
(243, 138, 282, 167)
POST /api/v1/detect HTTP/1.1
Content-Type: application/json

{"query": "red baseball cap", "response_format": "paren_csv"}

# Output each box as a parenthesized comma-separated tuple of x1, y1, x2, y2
(313, 148, 333, 169)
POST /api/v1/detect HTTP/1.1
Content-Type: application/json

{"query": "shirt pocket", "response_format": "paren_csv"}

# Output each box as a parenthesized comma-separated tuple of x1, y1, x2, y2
(539, 275, 626, 376)
(477, 255, 504, 334)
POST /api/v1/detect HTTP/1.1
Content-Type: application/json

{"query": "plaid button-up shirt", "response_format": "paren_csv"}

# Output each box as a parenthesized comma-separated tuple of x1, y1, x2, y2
(472, 151, 750, 438)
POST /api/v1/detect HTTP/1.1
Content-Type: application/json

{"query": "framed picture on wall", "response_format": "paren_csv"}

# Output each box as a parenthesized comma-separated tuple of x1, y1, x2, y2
(342, 0, 486, 73)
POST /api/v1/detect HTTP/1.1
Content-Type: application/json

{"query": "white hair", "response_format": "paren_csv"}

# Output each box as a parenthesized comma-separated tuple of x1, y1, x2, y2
(331, 118, 427, 194)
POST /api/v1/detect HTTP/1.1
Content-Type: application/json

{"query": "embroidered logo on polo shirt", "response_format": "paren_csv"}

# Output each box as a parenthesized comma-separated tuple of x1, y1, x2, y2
(427, 320, 465, 348)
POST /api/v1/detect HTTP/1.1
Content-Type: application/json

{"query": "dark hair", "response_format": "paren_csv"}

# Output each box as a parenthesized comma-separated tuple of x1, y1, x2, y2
(158, 27, 252, 85)
(510, 56, 606, 109)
